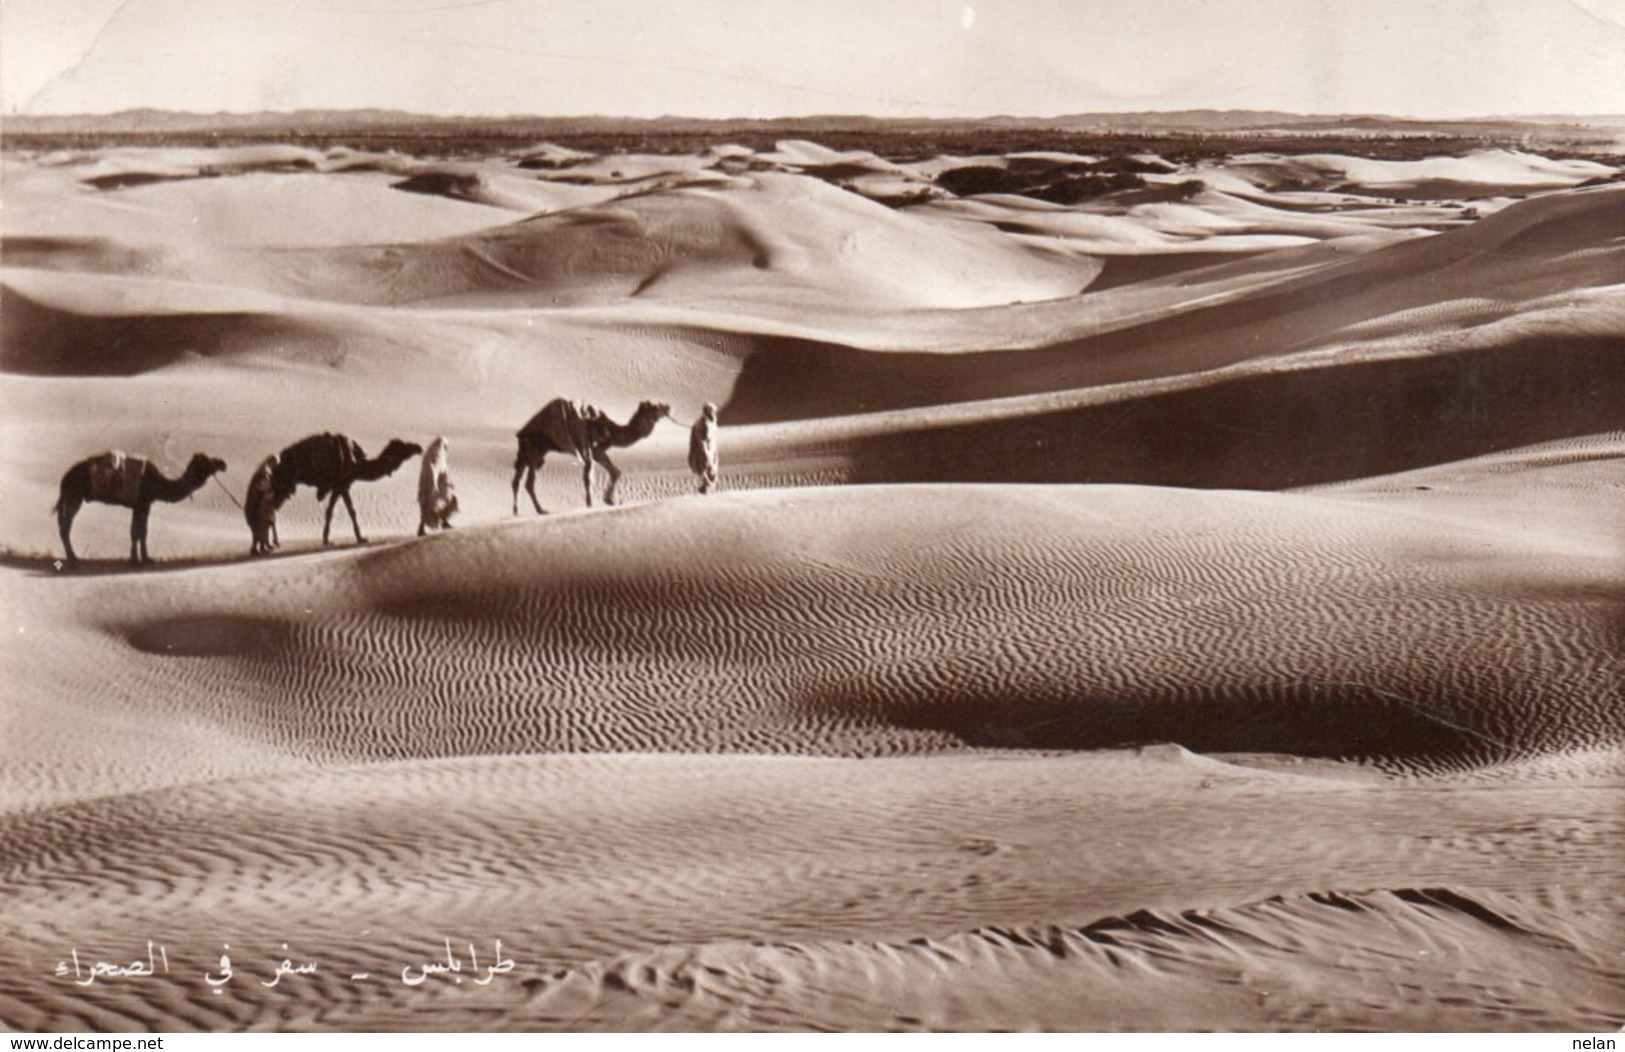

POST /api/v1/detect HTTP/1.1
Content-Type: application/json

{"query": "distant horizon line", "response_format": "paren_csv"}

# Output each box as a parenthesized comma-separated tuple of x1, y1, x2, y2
(8, 106, 1625, 125)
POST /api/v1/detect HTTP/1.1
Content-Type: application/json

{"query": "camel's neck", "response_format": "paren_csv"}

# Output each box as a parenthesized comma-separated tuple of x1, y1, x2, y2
(356, 453, 409, 481)
(601, 413, 659, 448)
(152, 467, 213, 503)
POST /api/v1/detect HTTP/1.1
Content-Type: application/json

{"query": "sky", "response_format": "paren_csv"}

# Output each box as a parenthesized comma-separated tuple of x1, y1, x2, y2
(3, 0, 1624, 119)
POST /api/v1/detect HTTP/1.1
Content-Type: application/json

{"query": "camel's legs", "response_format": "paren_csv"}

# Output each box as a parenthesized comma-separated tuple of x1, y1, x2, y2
(526, 469, 546, 514)
(525, 463, 547, 515)
(592, 449, 623, 506)
(513, 454, 548, 515)
(339, 490, 365, 544)
(579, 455, 596, 508)
(57, 499, 82, 565)
(322, 493, 339, 545)
(130, 502, 151, 565)
(252, 515, 277, 555)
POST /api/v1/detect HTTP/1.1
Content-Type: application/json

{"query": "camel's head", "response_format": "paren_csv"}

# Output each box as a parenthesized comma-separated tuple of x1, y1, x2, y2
(188, 453, 228, 480)
(636, 401, 675, 426)
(381, 439, 424, 470)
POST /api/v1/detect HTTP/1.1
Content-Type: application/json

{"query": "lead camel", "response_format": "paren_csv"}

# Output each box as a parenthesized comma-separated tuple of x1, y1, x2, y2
(512, 398, 671, 514)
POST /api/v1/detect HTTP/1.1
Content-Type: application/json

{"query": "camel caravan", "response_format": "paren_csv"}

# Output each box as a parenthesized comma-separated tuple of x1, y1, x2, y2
(52, 399, 720, 568)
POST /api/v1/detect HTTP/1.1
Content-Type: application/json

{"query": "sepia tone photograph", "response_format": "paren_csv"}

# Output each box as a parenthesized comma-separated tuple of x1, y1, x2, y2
(1, 0, 1622, 1033)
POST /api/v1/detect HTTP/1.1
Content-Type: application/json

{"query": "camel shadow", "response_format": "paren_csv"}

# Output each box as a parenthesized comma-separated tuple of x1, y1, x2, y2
(1, 539, 405, 579)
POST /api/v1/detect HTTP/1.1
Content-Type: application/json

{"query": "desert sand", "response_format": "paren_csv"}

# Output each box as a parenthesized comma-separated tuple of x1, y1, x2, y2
(1, 138, 1621, 1031)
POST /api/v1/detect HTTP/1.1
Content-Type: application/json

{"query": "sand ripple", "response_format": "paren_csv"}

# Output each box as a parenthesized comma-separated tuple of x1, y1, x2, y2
(43, 479, 1613, 772)
(3, 750, 1618, 1030)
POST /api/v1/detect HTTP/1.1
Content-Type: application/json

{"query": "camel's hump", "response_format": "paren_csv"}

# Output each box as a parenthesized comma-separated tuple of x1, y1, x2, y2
(85, 451, 148, 504)
(518, 399, 601, 436)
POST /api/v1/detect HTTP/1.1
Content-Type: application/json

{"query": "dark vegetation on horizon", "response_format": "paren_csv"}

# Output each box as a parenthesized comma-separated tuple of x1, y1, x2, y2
(6, 113, 1620, 163)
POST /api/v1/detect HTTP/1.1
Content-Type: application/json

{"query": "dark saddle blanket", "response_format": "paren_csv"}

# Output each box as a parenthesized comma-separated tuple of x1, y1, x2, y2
(86, 451, 148, 505)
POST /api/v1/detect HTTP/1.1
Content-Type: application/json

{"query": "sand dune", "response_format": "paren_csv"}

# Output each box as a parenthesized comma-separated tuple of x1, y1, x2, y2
(1206, 148, 1616, 199)
(3, 166, 518, 250)
(2, 748, 1619, 1030)
(237, 173, 1095, 310)
(834, 318, 1625, 488)
(5, 460, 1619, 785)
(527, 885, 1621, 1031)
(2, 138, 1621, 1031)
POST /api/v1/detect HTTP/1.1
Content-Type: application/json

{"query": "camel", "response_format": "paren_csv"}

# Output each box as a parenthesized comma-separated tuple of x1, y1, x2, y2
(688, 403, 719, 494)
(272, 433, 422, 545)
(417, 436, 459, 536)
(54, 450, 228, 566)
(512, 398, 672, 515)
(244, 454, 280, 556)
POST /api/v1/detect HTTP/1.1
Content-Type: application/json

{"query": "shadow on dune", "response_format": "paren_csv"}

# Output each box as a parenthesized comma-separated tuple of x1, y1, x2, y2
(0, 541, 387, 578)
(878, 686, 1515, 769)
(0, 286, 305, 376)
(846, 336, 1625, 489)
(81, 171, 208, 191)
(1, 237, 164, 276)
(126, 615, 294, 657)
(723, 186, 1624, 426)
(1084, 250, 1255, 292)
(719, 288, 1620, 431)
(721, 333, 1018, 423)
(391, 170, 486, 202)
